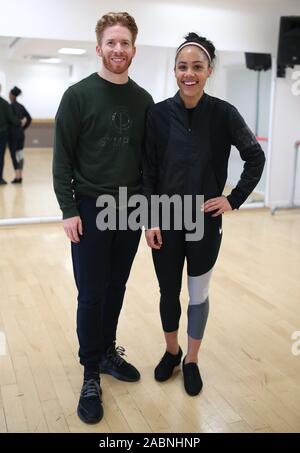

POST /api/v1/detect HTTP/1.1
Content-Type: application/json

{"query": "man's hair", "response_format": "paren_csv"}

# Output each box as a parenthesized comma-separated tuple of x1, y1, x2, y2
(95, 12, 138, 45)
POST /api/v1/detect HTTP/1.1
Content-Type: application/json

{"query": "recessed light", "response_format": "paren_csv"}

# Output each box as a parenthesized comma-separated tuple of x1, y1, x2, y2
(58, 48, 87, 55)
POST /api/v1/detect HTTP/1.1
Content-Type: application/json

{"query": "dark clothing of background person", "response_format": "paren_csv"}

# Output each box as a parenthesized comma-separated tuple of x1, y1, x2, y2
(8, 100, 31, 170)
(0, 96, 21, 183)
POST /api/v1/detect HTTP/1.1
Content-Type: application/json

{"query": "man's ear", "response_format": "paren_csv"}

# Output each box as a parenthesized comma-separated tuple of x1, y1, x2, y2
(96, 44, 102, 57)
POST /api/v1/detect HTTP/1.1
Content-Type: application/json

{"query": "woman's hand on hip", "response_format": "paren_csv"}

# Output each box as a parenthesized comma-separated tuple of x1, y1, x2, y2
(201, 196, 232, 217)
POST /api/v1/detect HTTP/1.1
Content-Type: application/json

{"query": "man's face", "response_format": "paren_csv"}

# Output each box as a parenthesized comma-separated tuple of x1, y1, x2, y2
(96, 24, 136, 75)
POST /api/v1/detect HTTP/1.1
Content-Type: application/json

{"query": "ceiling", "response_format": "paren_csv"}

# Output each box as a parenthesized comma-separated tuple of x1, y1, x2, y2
(0, 36, 97, 65)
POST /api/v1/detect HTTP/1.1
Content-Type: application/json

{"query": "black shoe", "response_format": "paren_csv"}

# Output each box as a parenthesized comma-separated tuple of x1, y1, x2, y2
(0, 178, 7, 185)
(77, 378, 103, 424)
(11, 178, 22, 184)
(182, 357, 203, 396)
(154, 346, 183, 382)
(99, 343, 140, 382)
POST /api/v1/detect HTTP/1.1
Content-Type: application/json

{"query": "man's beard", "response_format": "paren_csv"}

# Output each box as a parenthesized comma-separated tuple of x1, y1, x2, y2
(102, 55, 133, 74)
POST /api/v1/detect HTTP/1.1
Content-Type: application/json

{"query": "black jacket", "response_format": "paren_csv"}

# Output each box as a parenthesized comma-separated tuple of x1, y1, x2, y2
(143, 91, 265, 211)
(0, 96, 20, 138)
(9, 100, 32, 143)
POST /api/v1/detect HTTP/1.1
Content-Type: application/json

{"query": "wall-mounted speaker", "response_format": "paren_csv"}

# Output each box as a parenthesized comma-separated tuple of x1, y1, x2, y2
(277, 16, 300, 66)
(245, 53, 271, 71)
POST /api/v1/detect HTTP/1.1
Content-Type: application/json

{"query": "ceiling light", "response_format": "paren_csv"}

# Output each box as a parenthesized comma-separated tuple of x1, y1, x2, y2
(58, 48, 87, 55)
(39, 58, 61, 64)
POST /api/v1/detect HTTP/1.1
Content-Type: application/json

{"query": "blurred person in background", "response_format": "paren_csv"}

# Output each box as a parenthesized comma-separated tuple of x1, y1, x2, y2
(8, 86, 32, 183)
(0, 84, 21, 185)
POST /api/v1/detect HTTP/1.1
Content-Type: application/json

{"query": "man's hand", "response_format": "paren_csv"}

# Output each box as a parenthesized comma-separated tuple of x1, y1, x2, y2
(202, 196, 232, 217)
(63, 216, 83, 243)
(145, 228, 162, 249)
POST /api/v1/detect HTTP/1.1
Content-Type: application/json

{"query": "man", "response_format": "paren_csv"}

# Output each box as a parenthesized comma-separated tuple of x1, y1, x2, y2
(53, 12, 153, 424)
(0, 84, 21, 185)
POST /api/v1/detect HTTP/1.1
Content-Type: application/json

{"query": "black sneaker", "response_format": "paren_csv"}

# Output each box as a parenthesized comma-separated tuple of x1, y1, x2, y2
(0, 178, 7, 185)
(11, 178, 22, 184)
(99, 343, 140, 382)
(77, 378, 103, 424)
(154, 346, 183, 382)
(182, 357, 203, 396)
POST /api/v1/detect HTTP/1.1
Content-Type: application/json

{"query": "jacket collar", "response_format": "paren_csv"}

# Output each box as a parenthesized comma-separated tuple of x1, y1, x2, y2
(172, 90, 208, 109)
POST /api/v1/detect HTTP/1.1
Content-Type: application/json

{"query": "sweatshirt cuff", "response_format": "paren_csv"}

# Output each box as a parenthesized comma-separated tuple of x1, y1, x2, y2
(226, 194, 241, 210)
(62, 206, 79, 220)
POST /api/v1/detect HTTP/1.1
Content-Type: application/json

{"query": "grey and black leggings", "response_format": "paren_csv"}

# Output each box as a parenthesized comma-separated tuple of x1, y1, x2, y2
(8, 135, 25, 171)
(152, 213, 222, 340)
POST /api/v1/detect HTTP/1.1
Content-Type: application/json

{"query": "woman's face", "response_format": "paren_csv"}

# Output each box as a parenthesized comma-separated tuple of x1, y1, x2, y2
(174, 46, 212, 104)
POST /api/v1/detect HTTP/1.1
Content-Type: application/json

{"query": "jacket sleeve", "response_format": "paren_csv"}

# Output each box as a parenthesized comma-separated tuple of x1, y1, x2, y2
(53, 88, 80, 219)
(226, 105, 266, 209)
(142, 108, 158, 228)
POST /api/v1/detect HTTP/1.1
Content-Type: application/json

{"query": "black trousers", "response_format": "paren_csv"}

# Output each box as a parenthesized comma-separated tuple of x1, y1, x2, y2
(71, 196, 141, 367)
(0, 135, 7, 179)
(8, 141, 22, 170)
(152, 213, 222, 333)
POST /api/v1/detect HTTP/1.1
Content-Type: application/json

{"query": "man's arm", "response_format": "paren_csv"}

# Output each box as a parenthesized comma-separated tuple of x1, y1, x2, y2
(53, 88, 80, 220)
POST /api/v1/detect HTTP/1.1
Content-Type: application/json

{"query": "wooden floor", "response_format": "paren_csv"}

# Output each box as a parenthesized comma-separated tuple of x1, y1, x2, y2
(0, 148, 60, 219)
(0, 208, 300, 433)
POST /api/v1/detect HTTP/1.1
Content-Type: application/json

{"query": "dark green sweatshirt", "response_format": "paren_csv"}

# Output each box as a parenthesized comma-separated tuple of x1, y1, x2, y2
(53, 73, 153, 219)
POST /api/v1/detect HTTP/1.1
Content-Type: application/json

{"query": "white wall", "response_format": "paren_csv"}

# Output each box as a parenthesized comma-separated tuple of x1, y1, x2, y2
(0, 59, 70, 117)
(268, 68, 300, 207)
(0, 0, 299, 52)
(0, 45, 178, 117)
(130, 46, 177, 103)
(205, 51, 271, 196)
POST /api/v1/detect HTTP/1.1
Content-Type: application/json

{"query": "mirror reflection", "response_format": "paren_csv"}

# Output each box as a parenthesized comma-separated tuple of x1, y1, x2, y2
(0, 36, 271, 220)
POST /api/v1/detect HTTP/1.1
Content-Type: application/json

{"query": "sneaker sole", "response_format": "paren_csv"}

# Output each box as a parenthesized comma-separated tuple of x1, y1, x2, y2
(154, 362, 182, 382)
(77, 406, 104, 424)
(99, 367, 140, 382)
(184, 386, 203, 397)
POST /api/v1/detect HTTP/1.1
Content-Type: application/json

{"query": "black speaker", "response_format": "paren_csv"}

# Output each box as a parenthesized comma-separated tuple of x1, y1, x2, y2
(245, 53, 272, 71)
(277, 16, 300, 66)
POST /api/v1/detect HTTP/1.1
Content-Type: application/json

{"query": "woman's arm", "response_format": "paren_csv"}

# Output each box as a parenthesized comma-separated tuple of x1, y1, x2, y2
(21, 105, 32, 130)
(226, 105, 266, 210)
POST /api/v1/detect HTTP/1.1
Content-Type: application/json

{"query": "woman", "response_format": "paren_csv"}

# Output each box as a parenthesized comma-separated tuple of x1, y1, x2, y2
(143, 33, 265, 396)
(8, 86, 32, 183)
